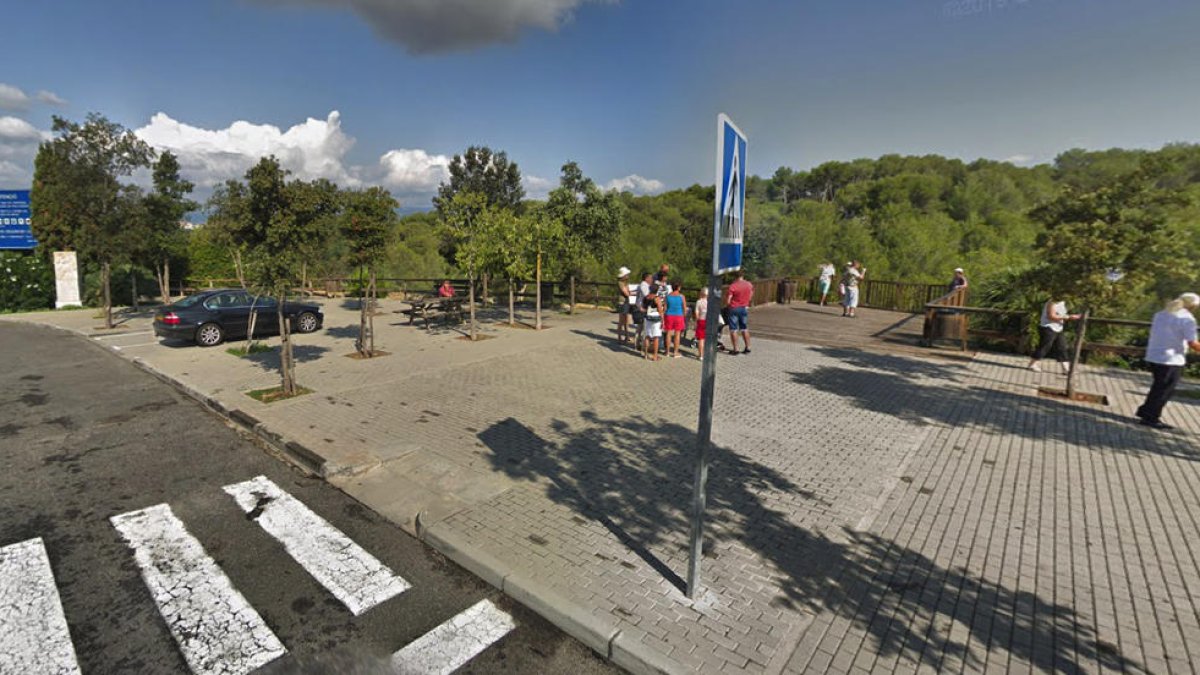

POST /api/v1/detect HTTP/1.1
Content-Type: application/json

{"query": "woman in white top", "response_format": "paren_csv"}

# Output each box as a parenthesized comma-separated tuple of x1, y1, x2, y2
(1136, 293, 1200, 429)
(1027, 298, 1082, 372)
(616, 267, 635, 344)
(817, 263, 836, 306)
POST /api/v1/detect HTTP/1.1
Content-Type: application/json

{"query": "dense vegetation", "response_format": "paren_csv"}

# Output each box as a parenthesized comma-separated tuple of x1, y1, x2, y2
(13, 114, 1200, 330)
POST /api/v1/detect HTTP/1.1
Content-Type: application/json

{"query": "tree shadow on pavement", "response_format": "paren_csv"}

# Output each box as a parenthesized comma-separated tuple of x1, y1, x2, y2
(790, 354, 1200, 461)
(478, 411, 1142, 672)
(242, 344, 330, 372)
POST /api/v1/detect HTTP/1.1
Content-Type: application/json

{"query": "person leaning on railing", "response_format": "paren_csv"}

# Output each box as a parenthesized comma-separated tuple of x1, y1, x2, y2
(1027, 297, 1082, 373)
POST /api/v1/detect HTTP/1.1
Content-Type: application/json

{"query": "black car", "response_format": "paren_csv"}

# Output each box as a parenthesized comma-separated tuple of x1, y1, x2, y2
(153, 289, 324, 346)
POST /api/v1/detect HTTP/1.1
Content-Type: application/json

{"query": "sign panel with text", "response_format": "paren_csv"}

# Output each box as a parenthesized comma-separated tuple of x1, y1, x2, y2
(0, 190, 36, 250)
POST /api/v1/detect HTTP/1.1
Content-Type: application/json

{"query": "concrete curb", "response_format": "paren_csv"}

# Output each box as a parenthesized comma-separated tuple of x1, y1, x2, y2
(422, 521, 683, 675)
(39, 319, 681, 674)
(126, 356, 327, 476)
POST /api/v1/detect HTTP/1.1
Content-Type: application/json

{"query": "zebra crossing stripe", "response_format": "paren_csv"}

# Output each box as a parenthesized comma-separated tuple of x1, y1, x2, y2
(110, 504, 286, 675)
(0, 537, 82, 675)
(390, 599, 516, 675)
(223, 475, 410, 616)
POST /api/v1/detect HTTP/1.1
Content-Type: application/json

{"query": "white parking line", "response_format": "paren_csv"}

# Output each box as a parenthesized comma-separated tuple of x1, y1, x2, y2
(111, 504, 286, 675)
(0, 538, 82, 675)
(391, 599, 515, 675)
(223, 476, 410, 616)
(111, 342, 160, 350)
(93, 330, 152, 340)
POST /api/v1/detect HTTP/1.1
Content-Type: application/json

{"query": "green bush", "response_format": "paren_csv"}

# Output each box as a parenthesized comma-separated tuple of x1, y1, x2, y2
(0, 251, 54, 312)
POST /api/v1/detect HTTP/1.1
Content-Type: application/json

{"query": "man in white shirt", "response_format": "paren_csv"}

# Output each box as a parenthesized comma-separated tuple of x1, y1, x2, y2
(1136, 292, 1200, 429)
(633, 272, 653, 346)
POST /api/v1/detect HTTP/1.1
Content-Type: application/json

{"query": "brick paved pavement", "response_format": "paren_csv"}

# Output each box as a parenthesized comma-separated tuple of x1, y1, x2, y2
(7, 301, 1200, 673)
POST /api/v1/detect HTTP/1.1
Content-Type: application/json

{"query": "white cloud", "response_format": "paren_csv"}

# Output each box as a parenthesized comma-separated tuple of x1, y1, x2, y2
(378, 148, 450, 194)
(0, 84, 31, 111)
(0, 84, 67, 111)
(604, 174, 664, 195)
(253, 0, 608, 54)
(523, 174, 555, 200)
(35, 90, 68, 107)
(0, 117, 49, 186)
(0, 116, 51, 143)
(135, 110, 362, 188)
(1003, 154, 1035, 166)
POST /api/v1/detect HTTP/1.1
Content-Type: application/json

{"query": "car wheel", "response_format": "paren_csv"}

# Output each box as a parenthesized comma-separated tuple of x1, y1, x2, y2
(295, 311, 319, 334)
(196, 322, 224, 347)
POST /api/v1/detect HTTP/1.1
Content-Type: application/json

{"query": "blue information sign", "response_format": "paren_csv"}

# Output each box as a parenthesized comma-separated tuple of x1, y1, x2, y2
(0, 190, 36, 250)
(713, 115, 746, 275)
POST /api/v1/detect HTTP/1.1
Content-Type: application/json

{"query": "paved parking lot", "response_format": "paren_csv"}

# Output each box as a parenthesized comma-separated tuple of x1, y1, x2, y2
(7, 299, 1200, 674)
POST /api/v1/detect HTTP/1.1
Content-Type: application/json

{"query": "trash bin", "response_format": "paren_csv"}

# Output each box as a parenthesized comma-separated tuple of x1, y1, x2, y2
(777, 280, 797, 304)
(934, 309, 964, 340)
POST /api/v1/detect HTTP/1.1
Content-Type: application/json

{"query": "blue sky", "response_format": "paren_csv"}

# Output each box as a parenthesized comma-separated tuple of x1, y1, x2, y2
(1, 0, 1198, 207)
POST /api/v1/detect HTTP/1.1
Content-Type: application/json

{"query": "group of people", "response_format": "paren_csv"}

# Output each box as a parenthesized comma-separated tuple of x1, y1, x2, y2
(615, 264, 753, 361)
(815, 261, 869, 317)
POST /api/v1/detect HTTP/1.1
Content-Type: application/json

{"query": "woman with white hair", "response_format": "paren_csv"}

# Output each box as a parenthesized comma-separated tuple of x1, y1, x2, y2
(1136, 292, 1200, 429)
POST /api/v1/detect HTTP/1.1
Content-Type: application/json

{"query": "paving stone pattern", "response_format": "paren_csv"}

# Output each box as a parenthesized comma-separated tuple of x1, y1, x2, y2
(9, 302, 1200, 673)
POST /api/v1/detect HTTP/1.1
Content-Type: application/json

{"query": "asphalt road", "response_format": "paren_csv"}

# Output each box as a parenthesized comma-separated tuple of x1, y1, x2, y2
(0, 321, 620, 675)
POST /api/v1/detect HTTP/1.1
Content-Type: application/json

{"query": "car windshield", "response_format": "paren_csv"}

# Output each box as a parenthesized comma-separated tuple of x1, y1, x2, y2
(172, 294, 207, 308)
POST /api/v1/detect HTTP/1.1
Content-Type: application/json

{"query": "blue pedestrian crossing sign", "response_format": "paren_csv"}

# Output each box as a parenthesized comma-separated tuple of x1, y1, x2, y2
(713, 114, 746, 275)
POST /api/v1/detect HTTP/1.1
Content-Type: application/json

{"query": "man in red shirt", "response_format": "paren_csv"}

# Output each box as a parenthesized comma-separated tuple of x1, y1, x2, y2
(725, 271, 753, 355)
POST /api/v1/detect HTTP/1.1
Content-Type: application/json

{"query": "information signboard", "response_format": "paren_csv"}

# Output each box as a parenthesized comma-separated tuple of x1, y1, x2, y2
(0, 190, 36, 250)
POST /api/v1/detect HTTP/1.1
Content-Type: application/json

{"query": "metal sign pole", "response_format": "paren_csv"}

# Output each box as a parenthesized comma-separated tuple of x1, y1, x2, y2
(687, 114, 745, 600)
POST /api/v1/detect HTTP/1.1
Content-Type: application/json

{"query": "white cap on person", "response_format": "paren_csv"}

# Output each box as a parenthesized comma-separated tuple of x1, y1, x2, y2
(954, 267, 964, 273)
(617, 266, 631, 278)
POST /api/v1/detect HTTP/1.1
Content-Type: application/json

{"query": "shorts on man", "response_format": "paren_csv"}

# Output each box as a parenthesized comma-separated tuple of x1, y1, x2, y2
(728, 306, 749, 331)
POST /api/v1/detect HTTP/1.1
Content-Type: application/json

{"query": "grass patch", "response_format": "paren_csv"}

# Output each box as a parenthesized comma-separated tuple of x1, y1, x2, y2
(246, 385, 312, 403)
(226, 343, 275, 357)
(1176, 389, 1200, 400)
(1036, 387, 1110, 405)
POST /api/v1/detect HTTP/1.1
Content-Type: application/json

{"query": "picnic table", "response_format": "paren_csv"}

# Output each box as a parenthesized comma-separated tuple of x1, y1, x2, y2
(395, 295, 465, 330)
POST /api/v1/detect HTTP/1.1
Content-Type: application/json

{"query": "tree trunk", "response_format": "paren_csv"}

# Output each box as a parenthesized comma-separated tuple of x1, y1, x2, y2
(277, 291, 296, 396)
(233, 249, 245, 288)
(508, 279, 515, 327)
(247, 297, 260, 349)
(1066, 309, 1090, 399)
(468, 270, 478, 341)
(102, 262, 113, 329)
(130, 269, 139, 311)
(164, 259, 170, 303)
(357, 265, 370, 357)
(301, 262, 308, 297)
(368, 269, 376, 355)
(570, 275, 576, 315)
(535, 250, 542, 331)
(482, 272, 489, 308)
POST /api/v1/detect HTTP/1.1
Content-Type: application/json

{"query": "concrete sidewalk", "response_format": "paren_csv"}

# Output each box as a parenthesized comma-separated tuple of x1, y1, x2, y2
(6, 300, 1200, 674)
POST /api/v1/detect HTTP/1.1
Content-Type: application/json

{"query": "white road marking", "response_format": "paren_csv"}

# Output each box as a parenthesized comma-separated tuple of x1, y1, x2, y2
(391, 599, 515, 675)
(223, 475, 410, 616)
(112, 342, 160, 350)
(110, 504, 286, 675)
(93, 330, 152, 340)
(0, 538, 82, 675)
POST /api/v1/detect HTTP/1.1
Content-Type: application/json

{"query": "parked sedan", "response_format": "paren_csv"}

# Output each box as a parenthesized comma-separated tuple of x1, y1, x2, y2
(153, 289, 324, 346)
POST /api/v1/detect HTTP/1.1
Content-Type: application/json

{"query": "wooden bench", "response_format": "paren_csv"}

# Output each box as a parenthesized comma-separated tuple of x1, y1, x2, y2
(396, 297, 465, 330)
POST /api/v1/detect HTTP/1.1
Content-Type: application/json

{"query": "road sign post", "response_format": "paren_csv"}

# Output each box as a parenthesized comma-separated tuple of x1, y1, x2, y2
(687, 114, 746, 599)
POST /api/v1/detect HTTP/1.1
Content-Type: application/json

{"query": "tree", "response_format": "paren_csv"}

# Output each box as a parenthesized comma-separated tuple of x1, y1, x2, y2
(205, 180, 252, 287)
(341, 187, 397, 357)
(434, 146, 524, 215)
(544, 161, 625, 311)
(523, 205, 565, 330)
(30, 113, 153, 328)
(486, 207, 531, 326)
(142, 151, 197, 302)
(440, 191, 493, 341)
(1029, 157, 1194, 315)
(240, 156, 341, 395)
